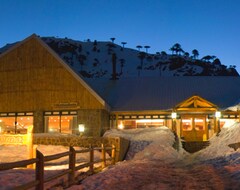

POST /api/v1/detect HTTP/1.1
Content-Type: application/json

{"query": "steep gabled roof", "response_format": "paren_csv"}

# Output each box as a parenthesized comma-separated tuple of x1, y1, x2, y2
(86, 77, 240, 112)
(175, 95, 217, 111)
(0, 34, 110, 111)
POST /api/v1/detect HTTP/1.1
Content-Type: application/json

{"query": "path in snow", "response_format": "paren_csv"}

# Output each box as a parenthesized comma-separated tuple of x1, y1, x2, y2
(68, 159, 239, 190)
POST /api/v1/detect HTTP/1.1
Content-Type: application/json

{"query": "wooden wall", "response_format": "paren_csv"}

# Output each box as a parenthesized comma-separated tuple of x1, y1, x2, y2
(0, 36, 105, 112)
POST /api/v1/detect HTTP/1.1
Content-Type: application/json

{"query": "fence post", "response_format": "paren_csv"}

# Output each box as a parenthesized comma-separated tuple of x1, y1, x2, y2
(36, 150, 44, 190)
(101, 143, 106, 168)
(111, 144, 116, 165)
(68, 146, 76, 186)
(27, 125, 34, 169)
(89, 145, 94, 174)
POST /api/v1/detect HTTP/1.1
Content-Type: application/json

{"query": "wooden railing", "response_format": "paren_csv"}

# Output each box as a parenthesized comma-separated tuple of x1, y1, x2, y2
(0, 144, 116, 190)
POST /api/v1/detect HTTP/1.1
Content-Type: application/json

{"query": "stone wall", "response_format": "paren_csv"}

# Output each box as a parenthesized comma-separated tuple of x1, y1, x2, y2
(78, 109, 110, 137)
(33, 134, 129, 161)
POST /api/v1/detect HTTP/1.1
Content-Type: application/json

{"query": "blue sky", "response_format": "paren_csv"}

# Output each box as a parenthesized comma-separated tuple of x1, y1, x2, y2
(1, 0, 240, 73)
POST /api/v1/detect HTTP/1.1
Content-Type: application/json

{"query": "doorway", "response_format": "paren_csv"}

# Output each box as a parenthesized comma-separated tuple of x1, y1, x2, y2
(181, 115, 207, 141)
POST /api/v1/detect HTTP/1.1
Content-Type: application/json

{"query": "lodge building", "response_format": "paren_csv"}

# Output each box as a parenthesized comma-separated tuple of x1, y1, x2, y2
(0, 34, 239, 142)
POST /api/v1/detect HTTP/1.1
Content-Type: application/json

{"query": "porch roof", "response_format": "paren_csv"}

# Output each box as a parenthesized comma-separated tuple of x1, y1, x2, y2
(85, 76, 240, 112)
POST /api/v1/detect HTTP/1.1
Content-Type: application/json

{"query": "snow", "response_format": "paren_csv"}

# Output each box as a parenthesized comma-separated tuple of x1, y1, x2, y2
(39, 37, 236, 78)
(1, 123, 240, 189)
(68, 123, 240, 190)
(104, 127, 183, 162)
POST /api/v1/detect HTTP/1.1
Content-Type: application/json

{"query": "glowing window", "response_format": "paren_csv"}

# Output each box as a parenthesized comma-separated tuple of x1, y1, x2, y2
(194, 118, 205, 131)
(45, 115, 77, 134)
(0, 116, 33, 134)
(182, 118, 193, 131)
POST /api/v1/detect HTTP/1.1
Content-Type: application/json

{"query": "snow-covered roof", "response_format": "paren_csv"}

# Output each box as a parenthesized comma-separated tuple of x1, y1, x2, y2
(85, 76, 240, 111)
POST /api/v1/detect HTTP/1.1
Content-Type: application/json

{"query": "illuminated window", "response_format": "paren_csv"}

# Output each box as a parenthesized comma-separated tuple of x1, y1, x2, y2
(182, 117, 206, 131)
(182, 118, 193, 131)
(0, 115, 33, 134)
(44, 113, 77, 134)
(194, 118, 205, 131)
(118, 119, 165, 129)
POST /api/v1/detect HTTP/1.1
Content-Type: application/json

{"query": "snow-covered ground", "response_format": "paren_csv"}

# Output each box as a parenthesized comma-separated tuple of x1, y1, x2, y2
(68, 123, 240, 190)
(0, 122, 240, 189)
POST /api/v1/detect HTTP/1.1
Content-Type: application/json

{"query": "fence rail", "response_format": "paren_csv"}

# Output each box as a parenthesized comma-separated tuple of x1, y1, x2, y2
(0, 144, 116, 190)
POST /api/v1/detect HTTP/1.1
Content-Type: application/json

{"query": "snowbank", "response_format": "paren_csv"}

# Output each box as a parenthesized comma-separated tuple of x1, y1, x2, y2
(1, 123, 240, 189)
(104, 127, 183, 163)
(193, 122, 240, 163)
(67, 124, 240, 190)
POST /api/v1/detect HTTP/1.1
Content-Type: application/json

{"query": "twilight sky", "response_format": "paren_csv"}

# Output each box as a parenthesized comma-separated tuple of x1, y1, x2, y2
(1, 0, 240, 73)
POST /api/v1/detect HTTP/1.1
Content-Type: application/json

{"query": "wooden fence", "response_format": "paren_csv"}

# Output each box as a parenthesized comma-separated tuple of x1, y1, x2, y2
(0, 144, 116, 190)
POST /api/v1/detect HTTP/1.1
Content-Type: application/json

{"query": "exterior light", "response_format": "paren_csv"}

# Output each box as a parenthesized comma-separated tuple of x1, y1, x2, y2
(78, 124, 85, 133)
(171, 112, 177, 133)
(215, 111, 221, 135)
(118, 122, 124, 130)
(215, 111, 221, 118)
(171, 112, 177, 119)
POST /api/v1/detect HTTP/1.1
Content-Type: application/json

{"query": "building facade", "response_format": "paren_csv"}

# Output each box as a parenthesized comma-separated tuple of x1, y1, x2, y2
(0, 35, 109, 136)
(0, 34, 239, 141)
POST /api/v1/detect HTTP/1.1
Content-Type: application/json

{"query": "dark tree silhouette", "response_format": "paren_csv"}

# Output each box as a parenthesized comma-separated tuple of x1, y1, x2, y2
(111, 53, 118, 80)
(138, 52, 146, 76)
(110, 37, 116, 43)
(121, 42, 127, 48)
(202, 55, 214, 62)
(169, 46, 176, 54)
(119, 58, 125, 74)
(106, 43, 116, 54)
(144, 45, 150, 53)
(170, 43, 184, 55)
(136, 45, 142, 51)
(213, 58, 221, 65)
(184, 52, 190, 57)
(161, 51, 167, 56)
(192, 49, 199, 59)
(78, 54, 87, 71)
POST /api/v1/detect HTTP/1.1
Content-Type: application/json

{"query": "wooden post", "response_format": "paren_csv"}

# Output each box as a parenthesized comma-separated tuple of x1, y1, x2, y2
(89, 145, 94, 174)
(101, 143, 106, 168)
(27, 125, 34, 169)
(68, 146, 76, 185)
(111, 144, 116, 165)
(31, 145, 37, 169)
(36, 150, 44, 190)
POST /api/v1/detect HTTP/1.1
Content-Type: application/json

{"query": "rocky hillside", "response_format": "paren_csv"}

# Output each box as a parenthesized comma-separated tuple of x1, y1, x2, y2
(1, 36, 239, 78)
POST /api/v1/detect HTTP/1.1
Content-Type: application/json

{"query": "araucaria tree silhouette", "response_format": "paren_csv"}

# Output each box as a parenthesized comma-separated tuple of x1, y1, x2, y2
(170, 43, 184, 55)
(192, 49, 199, 59)
(110, 38, 116, 43)
(138, 52, 146, 76)
(136, 45, 142, 51)
(144, 45, 150, 53)
(121, 42, 127, 48)
(78, 54, 87, 71)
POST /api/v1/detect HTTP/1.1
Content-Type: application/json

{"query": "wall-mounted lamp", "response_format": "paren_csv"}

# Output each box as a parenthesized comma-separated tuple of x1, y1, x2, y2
(118, 122, 124, 130)
(171, 112, 177, 132)
(78, 124, 85, 136)
(171, 112, 177, 119)
(215, 111, 221, 118)
(215, 111, 221, 135)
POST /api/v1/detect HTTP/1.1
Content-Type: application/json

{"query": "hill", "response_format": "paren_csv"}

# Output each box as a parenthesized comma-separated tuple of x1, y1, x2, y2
(1, 36, 239, 78)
